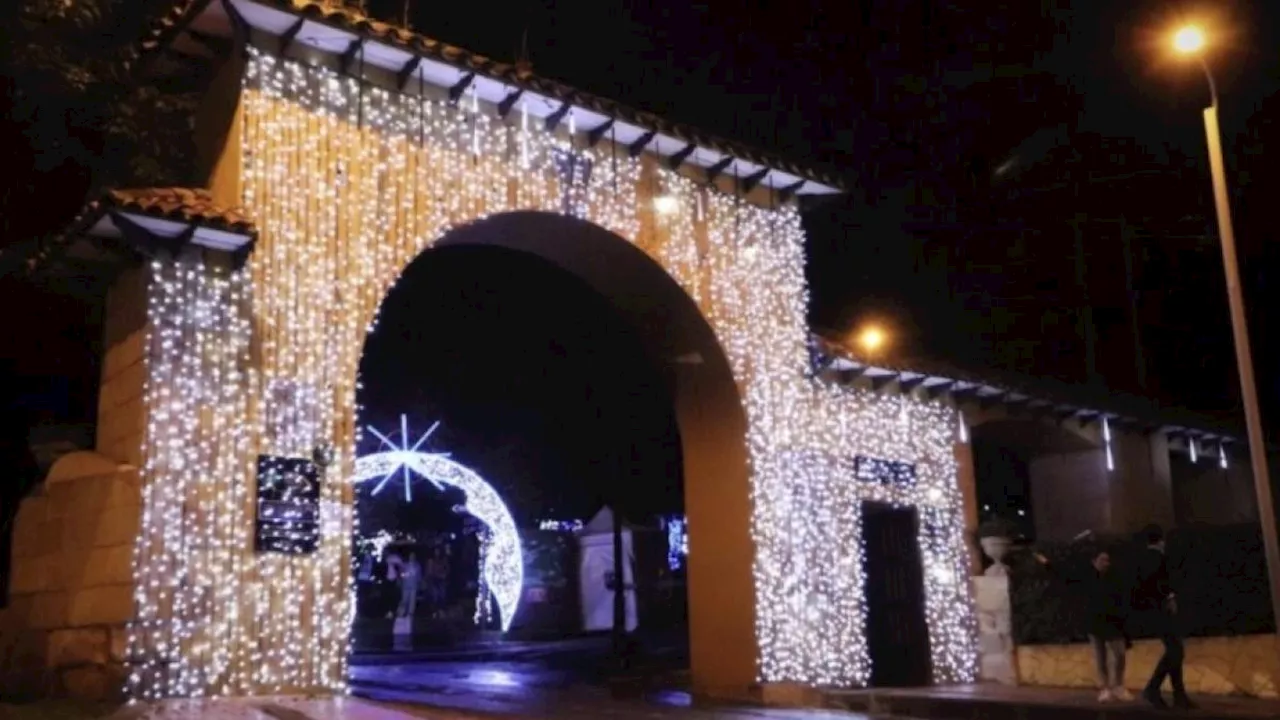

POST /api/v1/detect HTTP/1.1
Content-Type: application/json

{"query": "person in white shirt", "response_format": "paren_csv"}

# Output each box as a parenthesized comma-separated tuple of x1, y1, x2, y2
(397, 551, 422, 619)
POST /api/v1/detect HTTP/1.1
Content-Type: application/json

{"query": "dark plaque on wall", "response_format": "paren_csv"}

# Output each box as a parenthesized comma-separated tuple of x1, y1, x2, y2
(853, 455, 917, 488)
(255, 454, 321, 555)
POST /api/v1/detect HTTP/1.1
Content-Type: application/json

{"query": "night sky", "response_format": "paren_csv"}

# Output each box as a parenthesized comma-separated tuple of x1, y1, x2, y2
(356, 244, 683, 526)
(362, 0, 1280, 424)
(5, 0, 1280, 484)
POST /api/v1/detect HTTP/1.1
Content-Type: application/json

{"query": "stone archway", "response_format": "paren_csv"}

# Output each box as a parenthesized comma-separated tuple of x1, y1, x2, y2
(108, 46, 978, 703)
(440, 212, 754, 691)
(352, 212, 754, 695)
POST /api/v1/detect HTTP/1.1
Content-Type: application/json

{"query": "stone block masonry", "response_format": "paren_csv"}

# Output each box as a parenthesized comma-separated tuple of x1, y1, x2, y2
(0, 455, 141, 700)
(1017, 634, 1280, 698)
(0, 266, 149, 700)
(95, 265, 148, 468)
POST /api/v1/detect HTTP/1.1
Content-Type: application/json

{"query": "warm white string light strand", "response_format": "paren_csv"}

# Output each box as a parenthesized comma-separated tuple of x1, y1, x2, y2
(124, 45, 977, 699)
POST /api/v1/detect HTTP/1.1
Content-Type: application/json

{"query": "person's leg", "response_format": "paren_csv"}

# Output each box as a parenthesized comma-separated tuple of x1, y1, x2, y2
(1143, 633, 1173, 706)
(1090, 635, 1112, 700)
(1108, 638, 1130, 698)
(407, 581, 418, 618)
(1166, 633, 1192, 706)
(398, 582, 411, 617)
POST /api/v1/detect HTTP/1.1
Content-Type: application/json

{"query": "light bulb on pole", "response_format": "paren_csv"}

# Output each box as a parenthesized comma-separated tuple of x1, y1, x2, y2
(1172, 25, 1205, 55)
(1169, 22, 1280, 645)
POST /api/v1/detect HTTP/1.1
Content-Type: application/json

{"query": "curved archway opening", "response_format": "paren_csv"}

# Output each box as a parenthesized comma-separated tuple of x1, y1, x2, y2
(350, 212, 753, 698)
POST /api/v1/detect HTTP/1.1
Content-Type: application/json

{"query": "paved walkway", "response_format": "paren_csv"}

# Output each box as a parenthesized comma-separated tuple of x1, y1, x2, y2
(10, 684, 1279, 720)
(826, 684, 1280, 719)
(0, 696, 876, 720)
(0, 697, 448, 720)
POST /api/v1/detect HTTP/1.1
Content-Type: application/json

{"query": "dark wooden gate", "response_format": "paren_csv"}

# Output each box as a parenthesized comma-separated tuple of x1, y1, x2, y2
(861, 500, 932, 687)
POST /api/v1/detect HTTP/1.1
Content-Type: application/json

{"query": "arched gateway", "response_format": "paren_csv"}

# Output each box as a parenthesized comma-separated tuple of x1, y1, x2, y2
(0, 0, 977, 704)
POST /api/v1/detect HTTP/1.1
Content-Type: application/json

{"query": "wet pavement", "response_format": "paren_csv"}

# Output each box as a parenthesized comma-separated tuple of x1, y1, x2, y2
(348, 638, 878, 719)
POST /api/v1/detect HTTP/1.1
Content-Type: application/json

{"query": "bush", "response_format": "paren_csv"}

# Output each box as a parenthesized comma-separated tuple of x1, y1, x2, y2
(1011, 523, 1276, 644)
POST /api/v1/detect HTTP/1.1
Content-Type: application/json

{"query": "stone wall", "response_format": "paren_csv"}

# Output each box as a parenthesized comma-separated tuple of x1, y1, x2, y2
(1171, 452, 1259, 526)
(95, 264, 148, 467)
(1016, 634, 1280, 698)
(973, 576, 1015, 684)
(0, 452, 140, 700)
(1028, 448, 1111, 541)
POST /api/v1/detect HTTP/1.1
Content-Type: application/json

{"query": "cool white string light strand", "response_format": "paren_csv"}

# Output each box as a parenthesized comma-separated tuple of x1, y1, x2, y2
(125, 45, 977, 699)
(353, 445, 523, 631)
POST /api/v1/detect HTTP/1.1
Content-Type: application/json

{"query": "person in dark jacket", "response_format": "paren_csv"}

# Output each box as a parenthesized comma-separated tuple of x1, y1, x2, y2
(1037, 549, 1132, 702)
(1133, 524, 1194, 710)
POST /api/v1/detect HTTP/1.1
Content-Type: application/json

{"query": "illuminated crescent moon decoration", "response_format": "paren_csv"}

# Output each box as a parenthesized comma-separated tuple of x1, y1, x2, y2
(354, 415, 523, 632)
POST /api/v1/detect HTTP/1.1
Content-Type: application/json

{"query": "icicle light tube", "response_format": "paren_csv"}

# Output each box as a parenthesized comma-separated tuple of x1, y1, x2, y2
(124, 47, 977, 698)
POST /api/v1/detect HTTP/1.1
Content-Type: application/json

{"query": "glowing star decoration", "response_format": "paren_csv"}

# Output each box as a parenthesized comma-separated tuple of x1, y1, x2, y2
(353, 417, 523, 632)
(363, 414, 448, 501)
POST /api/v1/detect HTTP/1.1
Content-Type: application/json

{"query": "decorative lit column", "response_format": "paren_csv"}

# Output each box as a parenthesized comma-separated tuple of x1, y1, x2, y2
(953, 410, 982, 575)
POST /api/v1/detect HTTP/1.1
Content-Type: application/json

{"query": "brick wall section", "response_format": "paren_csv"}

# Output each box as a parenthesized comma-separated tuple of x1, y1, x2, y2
(0, 456, 140, 700)
(96, 265, 148, 466)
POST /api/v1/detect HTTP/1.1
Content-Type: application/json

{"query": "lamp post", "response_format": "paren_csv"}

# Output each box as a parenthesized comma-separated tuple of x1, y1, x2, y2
(1173, 24, 1280, 635)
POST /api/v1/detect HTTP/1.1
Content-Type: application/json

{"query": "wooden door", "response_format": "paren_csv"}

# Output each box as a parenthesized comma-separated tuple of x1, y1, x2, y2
(862, 501, 932, 687)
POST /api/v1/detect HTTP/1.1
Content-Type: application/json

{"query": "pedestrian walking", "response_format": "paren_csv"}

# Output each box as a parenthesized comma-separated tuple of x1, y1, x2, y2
(1134, 524, 1195, 710)
(397, 551, 422, 619)
(426, 546, 448, 616)
(384, 550, 402, 619)
(1035, 549, 1132, 702)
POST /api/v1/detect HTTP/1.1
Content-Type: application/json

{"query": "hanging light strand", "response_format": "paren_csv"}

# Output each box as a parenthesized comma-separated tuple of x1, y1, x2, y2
(123, 47, 977, 699)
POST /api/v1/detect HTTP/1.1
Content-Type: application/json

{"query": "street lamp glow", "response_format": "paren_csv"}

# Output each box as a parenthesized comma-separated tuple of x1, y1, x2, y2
(856, 325, 886, 353)
(1173, 25, 1206, 55)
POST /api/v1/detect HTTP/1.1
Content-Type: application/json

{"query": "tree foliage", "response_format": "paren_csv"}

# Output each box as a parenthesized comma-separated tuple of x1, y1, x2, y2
(1, 0, 202, 250)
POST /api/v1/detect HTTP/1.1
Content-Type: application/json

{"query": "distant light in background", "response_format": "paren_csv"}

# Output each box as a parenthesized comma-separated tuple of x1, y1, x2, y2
(537, 518, 584, 533)
(1102, 417, 1115, 472)
(661, 515, 689, 571)
(854, 325, 886, 354)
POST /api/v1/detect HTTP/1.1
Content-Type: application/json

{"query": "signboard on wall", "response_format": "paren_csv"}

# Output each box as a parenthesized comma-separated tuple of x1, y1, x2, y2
(255, 454, 321, 555)
(854, 455, 917, 488)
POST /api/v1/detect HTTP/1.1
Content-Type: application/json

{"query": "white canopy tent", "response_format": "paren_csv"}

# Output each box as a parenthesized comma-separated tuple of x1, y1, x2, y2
(576, 506, 638, 632)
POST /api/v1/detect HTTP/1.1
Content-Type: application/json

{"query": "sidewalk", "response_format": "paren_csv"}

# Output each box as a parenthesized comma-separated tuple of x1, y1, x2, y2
(0, 697, 440, 720)
(0, 695, 873, 720)
(823, 684, 1280, 719)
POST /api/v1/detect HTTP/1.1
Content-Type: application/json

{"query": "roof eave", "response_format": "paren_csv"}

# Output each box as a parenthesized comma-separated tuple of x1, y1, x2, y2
(807, 333, 1258, 451)
(183, 0, 846, 198)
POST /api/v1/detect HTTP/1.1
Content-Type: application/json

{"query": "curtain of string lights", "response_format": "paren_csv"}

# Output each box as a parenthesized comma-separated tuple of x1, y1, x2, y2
(124, 45, 976, 699)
